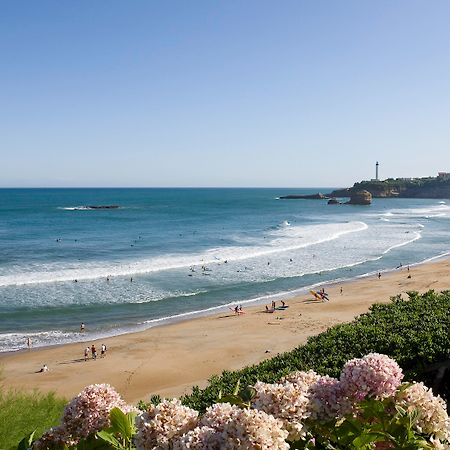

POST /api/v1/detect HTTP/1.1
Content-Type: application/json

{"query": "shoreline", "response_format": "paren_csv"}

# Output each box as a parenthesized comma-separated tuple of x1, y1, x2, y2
(4, 250, 450, 356)
(1, 255, 450, 404)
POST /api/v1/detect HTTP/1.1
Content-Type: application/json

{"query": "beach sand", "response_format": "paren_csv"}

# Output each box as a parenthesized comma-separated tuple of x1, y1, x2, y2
(1, 258, 449, 404)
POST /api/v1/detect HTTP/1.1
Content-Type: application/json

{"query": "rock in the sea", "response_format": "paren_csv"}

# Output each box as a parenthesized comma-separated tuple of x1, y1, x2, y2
(327, 198, 340, 205)
(347, 190, 372, 205)
(280, 192, 329, 200)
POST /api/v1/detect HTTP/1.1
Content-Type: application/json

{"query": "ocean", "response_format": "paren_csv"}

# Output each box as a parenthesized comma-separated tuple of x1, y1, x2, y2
(1, 188, 449, 352)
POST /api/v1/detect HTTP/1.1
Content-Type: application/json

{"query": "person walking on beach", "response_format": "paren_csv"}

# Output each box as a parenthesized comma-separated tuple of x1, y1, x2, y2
(91, 344, 97, 360)
(378, 272, 381, 280)
(101, 343, 107, 358)
(84, 347, 90, 361)
(80, 322, 85, 332)
(26, 337, 32, 350)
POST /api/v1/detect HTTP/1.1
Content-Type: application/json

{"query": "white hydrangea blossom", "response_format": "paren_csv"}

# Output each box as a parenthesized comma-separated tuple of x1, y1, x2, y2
(251, 381, 309, 440)
(281, 369, 322, 388)
(396, 382, 450, 442)
(184, 402, 290, 449)
(172, 426, 222, 449)
(134, 398, 199, 450)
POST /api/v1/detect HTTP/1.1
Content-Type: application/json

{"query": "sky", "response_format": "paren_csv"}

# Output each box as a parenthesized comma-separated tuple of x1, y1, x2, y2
(1, 1, 450, 188)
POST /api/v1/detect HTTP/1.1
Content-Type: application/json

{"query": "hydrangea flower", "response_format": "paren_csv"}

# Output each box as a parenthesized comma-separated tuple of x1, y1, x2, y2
(196, 403, 289, 450)
(32, 425, 76, 450)
(251, 380, 309, 440)
(340, 353, 403, 401)
(396, 382, 450, 442)
(172, 426, 222, 449)
(281, 369, 321, 388)
(61, 384, 134, 440)
(307, 375, 353, 422)
(134, 398, 199, 450)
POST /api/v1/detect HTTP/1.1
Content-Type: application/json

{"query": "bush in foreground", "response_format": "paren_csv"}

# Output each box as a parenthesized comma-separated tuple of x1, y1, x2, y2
(22, 353, 450, 449)
(0, 387, 66, 449)
(181, 290, 450, 412)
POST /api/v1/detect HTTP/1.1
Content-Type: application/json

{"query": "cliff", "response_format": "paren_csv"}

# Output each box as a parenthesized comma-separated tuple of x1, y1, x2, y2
(329, 176, 450, 199)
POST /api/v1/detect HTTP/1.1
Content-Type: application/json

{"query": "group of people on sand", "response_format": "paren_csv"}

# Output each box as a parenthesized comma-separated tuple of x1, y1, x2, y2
(233, 305, 244, 315)
(84, 343, 107, 361)
(265, 300, 287, 313)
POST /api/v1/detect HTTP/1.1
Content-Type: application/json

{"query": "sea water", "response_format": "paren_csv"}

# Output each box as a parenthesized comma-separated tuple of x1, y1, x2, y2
(1, 188, 449, 352)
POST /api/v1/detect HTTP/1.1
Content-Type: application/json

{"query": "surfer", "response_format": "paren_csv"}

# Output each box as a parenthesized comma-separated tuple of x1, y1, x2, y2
(319, 288, 329, 301)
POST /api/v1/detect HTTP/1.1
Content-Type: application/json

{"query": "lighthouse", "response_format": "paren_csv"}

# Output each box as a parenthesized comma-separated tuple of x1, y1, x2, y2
(376, 161, 379, 181)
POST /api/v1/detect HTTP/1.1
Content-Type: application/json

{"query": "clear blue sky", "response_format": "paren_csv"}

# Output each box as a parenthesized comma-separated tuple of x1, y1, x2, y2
(1, 1, 450, 187)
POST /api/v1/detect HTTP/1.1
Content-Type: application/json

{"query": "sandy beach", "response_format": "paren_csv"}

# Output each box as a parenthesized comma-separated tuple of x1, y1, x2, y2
(1, 257, 449, 404)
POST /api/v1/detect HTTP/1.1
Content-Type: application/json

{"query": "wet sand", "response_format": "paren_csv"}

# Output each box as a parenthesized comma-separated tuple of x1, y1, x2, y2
(1, 258, 449, 404)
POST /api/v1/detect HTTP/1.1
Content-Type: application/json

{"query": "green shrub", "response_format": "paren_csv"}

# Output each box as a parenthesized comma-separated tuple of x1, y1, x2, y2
(0, 386, 66, 449)
(180, 291, 450, 412)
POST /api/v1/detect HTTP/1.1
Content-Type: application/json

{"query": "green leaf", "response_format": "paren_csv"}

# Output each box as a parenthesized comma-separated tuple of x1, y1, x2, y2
(240, 386, 256, 403)
(15, 430, 36, 450)
(352, 433, 380, 447)
(97, 430, 121, 448)
(109, 407, 136, 440)
(233, 379, 241, 396)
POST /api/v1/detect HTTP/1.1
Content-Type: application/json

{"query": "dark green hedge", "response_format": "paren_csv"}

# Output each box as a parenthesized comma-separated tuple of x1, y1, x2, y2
(180, 291, 450, 412)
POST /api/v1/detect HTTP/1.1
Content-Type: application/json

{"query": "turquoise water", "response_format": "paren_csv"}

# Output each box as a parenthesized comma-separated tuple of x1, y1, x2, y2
(1, 188, 449, 351)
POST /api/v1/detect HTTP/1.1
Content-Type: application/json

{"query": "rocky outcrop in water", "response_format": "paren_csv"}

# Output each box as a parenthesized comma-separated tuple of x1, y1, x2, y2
(346, 190, 372, 205)
(279, 193, 329, 200)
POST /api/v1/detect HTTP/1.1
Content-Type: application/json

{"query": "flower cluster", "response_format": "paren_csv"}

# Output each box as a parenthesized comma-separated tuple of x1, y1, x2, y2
(173, 402, 289, 449)
(340, 353, 403, 401)
(281, 369, 321, 388)
(307, 375, 353, 422)
(134, 398, 199, 450)
(251, 380, 309, 440)
(396, 382, 450, 442)
(33, 384, 133, 448)
(30, 354, 449, 450)
(32, 425, 76, 450)
(62, 384, 134, 439)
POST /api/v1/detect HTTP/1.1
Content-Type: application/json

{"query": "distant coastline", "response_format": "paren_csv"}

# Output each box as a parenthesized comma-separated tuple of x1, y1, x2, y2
(280, 174, 450, 200)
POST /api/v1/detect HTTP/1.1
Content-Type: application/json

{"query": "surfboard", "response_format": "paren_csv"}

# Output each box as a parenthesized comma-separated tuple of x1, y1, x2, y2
(310, 290, 323, 301)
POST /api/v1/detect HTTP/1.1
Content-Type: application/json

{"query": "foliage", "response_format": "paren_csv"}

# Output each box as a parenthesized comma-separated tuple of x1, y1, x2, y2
(20, 354, 449, 449)
(96, 408, 137, 450)
(11, 291, 450, 449)
(0, 386, 66, 449)
(179, 291, 449, 412)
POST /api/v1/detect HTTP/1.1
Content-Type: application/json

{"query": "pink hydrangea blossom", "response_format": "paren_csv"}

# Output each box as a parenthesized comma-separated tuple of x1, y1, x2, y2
(134, 398, 199, 450)
(340, 353, 403, 401)
(32, 425, 76, 450)
(307, 375, 353, 422)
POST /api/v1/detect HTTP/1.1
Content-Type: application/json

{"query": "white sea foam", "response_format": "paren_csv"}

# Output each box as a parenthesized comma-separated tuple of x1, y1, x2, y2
(382, 204, 450, 218)
(0, 221, 368, 287)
